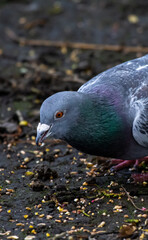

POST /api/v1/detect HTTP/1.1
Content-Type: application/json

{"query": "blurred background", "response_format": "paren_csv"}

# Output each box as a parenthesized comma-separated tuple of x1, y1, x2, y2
(0, 1, 148, 239)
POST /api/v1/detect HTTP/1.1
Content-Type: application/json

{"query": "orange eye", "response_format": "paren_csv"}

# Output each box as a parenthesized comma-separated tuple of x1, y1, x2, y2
(55, 111, 64, 119)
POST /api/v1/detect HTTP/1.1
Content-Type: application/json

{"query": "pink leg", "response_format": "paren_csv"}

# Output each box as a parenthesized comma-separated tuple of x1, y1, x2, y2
(110, 156, 148, 171)
(110, 159, 125, 165)
(111, 160, 136, 171)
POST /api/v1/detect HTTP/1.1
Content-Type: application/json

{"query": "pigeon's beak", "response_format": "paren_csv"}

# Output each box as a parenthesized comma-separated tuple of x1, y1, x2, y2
(36, 123, 52, 146)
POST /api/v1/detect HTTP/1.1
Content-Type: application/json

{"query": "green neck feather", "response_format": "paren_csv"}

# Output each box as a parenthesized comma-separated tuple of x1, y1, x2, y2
(67, 96, 129, 157)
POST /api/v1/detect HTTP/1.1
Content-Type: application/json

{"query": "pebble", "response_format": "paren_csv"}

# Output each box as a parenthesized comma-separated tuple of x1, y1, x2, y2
(24, 236, 36, 240)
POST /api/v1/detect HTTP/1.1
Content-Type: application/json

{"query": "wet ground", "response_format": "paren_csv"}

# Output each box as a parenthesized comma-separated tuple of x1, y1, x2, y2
(0, 0, 148, 239)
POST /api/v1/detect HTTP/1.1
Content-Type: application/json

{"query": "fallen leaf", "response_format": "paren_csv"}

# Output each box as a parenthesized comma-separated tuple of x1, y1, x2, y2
(119, 224, 137, 237)
(128, 14, 139, 24)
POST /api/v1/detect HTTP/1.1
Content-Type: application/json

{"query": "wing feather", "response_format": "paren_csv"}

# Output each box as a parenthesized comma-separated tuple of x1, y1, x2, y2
(132, 99, 148, 147)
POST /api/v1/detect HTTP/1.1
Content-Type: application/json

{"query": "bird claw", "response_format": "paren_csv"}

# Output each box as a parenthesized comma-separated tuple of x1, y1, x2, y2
(110, 166, 116, 173)
(109, 158, 148, 183)
(131, 173, 148, 183)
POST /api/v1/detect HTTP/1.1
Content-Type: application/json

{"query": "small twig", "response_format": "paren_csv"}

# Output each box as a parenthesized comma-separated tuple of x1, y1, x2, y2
(6, 28, 148, 53)
(121, 185, 148, 212)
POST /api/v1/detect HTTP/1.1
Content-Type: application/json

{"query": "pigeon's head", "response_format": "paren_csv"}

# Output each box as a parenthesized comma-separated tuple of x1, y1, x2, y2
(36, 91, 84, 146)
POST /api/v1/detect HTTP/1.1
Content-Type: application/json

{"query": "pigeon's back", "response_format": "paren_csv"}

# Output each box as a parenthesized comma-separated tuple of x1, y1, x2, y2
(78, 55, 148, 98)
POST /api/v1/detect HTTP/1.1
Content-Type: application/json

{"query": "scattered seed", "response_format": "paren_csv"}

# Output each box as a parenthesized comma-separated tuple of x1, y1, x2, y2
(46, 233, 50, 237)
(143, 182, 147, 186)
(5, 180, 11, 184)
(25, 171, 34, 176)
(19, 120, 28, 126)
(102, 212, 106, 216)
(24, 157, 30, 162)
(7, 236, 19, 239)
(46, 215, 53, 219)
(6, 189, 14, 193)
(16, 223, 25, 226)
(70, 171, 77, 175)
(114, 205, 122, 210)
(83, 182, 88, 186)
(37, 204, 42, 208)
(87, 162, 93, 168)
(55, 219, 61, 223)
(98, 221, 105, 228)
(24, 236, 36, 240)
(45, 148, 50, 152)
(26, 207, 31, 211)
(31, 229, 37, 234)
(29, 225, 34, 229)
(20, 150, 25, 155)
(139, 233, 145, 240)
(78, 152, 83, 156)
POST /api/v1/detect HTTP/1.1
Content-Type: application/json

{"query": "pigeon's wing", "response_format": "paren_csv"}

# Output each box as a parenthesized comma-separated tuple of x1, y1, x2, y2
(132, 85, 148, 148)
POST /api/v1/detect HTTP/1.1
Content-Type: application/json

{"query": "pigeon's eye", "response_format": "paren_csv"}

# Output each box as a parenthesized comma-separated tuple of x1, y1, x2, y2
(55, 111, 64, 119)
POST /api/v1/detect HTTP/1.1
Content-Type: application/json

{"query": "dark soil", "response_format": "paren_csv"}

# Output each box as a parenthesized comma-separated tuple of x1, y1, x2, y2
(0, 0, 148, 239)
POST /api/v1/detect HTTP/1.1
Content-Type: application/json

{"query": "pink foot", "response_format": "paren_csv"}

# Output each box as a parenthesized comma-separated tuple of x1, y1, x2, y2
(131, 173, 148, 183)
(110, 157, 148, 182)
(110, 157, 148, 171)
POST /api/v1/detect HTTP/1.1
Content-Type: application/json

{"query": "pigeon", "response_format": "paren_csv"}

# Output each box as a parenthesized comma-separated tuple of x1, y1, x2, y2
(36, 55, 148, 181)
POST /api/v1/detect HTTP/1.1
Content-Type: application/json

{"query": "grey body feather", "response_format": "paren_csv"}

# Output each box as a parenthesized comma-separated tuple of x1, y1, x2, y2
(37, 55, 148, 159)
(79, 55, 148, 150)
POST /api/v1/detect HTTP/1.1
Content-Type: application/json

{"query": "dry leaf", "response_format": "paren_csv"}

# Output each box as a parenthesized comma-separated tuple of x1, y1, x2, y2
(119, 224, 137, 237)
(128, 14, 139, 24)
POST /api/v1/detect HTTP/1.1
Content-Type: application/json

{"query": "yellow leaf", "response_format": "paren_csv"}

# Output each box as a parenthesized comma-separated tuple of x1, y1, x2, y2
(25, 171, 34, 176)
(128, 14, 139, 24)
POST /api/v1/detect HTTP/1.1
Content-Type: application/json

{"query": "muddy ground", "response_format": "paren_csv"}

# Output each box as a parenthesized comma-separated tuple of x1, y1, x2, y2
(0, 0, 148, 239)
